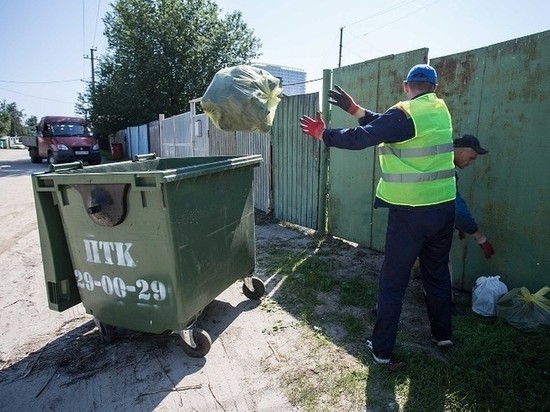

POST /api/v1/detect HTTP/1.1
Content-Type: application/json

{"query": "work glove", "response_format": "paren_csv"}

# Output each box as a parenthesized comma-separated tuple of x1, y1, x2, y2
(477, 235, 495, 259)
(328, 85, 361, 115)
(299, 112, 325, 141)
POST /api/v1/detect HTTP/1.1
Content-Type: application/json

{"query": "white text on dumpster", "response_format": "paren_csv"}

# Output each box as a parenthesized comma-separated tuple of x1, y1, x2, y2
(74, 270, 167, 301)
(83, 239, 136, 267)
(78, 239, 167, 302)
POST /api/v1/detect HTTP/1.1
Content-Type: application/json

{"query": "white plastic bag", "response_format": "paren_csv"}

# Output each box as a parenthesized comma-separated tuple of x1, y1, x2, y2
(472, 275, 508, 316)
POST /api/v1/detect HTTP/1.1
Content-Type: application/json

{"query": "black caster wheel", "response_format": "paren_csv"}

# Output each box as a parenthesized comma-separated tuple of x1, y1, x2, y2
(242, 276, 265, 300)
(180, 328, 212, 358)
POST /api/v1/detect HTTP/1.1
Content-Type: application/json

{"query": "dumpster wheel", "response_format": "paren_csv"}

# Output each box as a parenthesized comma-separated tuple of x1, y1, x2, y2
(179, 328, 212, 358)
(94, 317, 116, 343)
(242, 276, 265, 300)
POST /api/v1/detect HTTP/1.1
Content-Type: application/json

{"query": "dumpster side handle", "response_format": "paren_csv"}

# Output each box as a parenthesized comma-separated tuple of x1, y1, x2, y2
(133, 153, 157, 162)
(49, 161, 84, 173)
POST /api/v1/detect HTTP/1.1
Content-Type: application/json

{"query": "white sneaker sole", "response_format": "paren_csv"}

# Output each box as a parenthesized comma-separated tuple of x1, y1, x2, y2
(431, 338, 453, 347)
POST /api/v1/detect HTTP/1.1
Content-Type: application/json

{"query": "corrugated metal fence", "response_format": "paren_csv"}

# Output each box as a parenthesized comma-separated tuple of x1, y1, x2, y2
(114, 30, 549, 291)
(431, 31, 550, 292)
(272, 93, 321, 229)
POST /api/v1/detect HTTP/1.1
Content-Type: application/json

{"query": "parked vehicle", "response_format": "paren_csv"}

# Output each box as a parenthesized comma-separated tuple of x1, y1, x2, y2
(9, 137, 26, 149)
(21, 116, 101, 165)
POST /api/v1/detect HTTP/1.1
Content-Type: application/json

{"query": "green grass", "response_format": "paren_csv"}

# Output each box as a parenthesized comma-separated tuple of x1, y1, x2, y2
(259, 229, 550, 412)
(385, 317, 549, 411)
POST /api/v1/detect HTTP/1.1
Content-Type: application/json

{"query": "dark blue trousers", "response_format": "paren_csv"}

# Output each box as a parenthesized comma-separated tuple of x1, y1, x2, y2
(371, 201, 455, 359)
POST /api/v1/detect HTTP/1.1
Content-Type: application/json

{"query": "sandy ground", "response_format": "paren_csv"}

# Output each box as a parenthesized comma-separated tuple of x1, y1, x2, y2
(0, 149, 310, 411)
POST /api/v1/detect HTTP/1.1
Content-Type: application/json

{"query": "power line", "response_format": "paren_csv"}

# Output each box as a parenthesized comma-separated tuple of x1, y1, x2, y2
(361, 0, 440, 36)
(343, 0, 419, 28)
(0, 79, 83, 84)
(283, 77, 323, 87)
(93, 0, 102, 47)
(339, 0, 441, 66)
(0, 86, 77, 105)
(83, 0, 87, 79)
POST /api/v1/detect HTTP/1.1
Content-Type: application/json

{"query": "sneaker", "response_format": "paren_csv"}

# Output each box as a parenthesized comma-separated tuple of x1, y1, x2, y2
(431, 336, 453, 347)
(367, 339, 406, 371)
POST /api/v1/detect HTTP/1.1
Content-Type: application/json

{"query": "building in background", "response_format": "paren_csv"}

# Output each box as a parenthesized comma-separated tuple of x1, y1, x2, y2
(252, 63, 306, 96)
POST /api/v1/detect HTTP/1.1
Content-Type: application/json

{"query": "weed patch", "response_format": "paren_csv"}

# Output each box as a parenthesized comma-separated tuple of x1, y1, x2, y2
(256, 218, 550, 411)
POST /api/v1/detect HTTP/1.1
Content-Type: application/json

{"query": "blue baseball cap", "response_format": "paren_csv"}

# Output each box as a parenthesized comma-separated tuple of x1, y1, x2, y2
(406, 64, 437, 85)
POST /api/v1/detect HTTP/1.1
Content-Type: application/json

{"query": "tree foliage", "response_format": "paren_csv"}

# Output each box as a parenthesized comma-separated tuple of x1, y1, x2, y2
(0, 100, 36, 136)
(77, 0, 262, 137)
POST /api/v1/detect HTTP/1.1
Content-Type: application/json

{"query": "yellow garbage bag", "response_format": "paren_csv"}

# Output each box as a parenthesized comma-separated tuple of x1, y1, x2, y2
(202, 65, 282, 133)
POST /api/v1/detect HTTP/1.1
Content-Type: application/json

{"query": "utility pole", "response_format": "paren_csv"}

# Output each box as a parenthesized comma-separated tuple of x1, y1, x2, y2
(338, 27, 344, 68)
(84, 47, 98, 97)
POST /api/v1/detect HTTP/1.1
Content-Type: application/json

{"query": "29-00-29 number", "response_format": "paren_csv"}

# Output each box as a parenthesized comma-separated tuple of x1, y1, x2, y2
(74, 270, 167, 302)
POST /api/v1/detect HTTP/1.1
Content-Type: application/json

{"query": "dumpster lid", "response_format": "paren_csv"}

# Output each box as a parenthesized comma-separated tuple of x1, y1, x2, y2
(162, 155, 262, 183)
(32, 155, 263, 185)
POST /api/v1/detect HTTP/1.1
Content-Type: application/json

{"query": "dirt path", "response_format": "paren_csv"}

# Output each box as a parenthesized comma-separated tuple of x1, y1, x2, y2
(0, 149, 307, 411)
(1, 149, 448, 411)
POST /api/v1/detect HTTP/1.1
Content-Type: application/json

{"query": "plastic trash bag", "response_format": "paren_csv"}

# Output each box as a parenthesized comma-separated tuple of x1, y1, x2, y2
(496, 286, 550, 333)
(472, 275, 508, 316)
(202, 65, 283, 133)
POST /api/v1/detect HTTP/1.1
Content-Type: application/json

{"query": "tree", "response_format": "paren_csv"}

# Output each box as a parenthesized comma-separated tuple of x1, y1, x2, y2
(0, 102, 9, 136)
(25, 115, 38, 132)
(0, 101, 35, 136)
(77, 0, 262, 137)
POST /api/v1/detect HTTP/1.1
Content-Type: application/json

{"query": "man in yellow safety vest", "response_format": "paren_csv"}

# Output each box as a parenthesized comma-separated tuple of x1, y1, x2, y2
(300, 64, 455, 370)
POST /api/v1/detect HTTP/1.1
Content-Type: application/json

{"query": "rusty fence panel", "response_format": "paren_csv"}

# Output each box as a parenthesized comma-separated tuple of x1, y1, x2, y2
(325, 32, 550, 291)
(433, 30, 550, 291)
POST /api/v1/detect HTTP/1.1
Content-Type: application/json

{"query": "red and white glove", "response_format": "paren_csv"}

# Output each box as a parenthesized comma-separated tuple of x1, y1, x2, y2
(477, 235, 495, 259)
(299, 112, 325, 141)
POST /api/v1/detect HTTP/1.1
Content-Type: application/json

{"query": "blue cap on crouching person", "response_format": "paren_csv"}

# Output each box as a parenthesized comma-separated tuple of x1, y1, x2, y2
(453, 134, 489, 155)
(406, 64, 437, 85)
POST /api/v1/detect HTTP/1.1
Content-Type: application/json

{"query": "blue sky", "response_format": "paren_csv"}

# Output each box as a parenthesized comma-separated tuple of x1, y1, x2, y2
(1, 0, 548, 120)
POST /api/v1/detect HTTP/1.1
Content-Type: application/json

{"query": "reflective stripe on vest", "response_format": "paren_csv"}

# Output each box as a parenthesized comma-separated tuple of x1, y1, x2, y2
(378, 143, 454, 158)
(381, 168, 455, 183)
(376, 93, 456, 206)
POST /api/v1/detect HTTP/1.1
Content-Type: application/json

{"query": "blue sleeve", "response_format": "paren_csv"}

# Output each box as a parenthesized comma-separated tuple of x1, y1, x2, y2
(321, 107, 414, 150)
(358, 109, 382, 126)
(455, 186, 479, 234)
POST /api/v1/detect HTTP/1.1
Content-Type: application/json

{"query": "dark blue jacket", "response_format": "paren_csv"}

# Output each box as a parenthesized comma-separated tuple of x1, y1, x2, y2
(455, 173, 479, 234)
(322, 107, 414, 149)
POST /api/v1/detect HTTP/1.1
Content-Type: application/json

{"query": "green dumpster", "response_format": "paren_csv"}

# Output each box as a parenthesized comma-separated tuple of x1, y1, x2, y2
(31, 153, 265, 357)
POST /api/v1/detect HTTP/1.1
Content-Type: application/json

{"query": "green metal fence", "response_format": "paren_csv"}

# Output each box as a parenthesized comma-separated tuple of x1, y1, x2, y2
(311, 31, 549, 291)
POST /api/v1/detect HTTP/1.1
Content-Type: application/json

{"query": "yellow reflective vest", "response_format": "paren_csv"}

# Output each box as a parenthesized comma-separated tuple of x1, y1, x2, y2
(376, 93, 456, 206)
